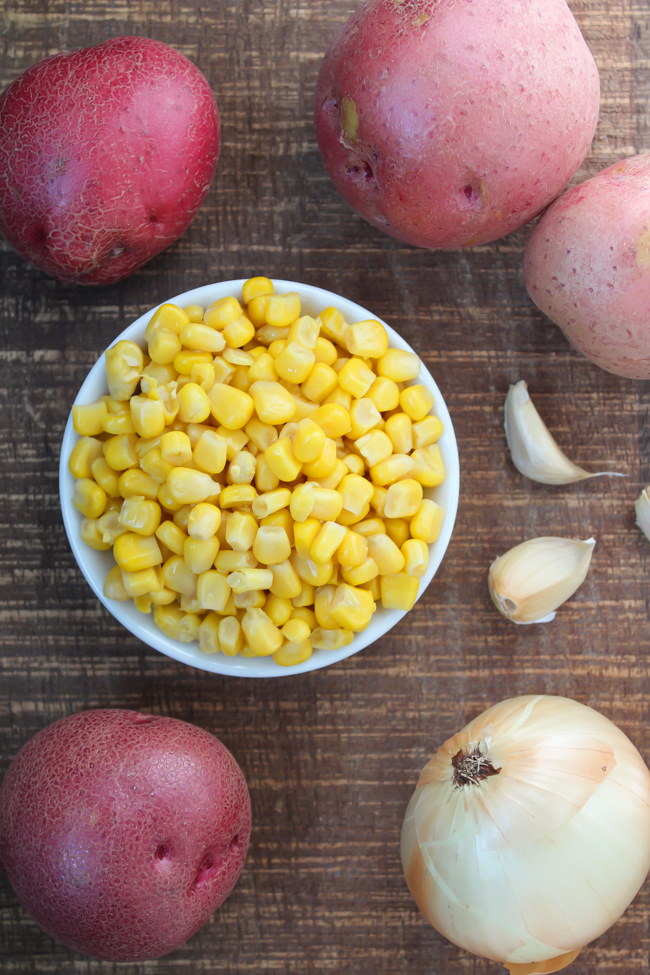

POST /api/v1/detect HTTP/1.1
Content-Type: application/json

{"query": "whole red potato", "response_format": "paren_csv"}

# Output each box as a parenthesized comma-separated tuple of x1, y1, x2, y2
(0, 709, 251, 960)
(0, 37, 219, 285)
(525, 153, 650, 379)
(315, 0, 600, 249)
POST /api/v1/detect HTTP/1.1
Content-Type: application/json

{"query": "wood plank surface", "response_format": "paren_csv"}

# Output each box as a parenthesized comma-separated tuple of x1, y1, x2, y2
(1, 1, 649, 973)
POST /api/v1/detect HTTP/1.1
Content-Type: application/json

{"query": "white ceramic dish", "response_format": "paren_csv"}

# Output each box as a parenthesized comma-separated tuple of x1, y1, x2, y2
(60, 279, 460, 677)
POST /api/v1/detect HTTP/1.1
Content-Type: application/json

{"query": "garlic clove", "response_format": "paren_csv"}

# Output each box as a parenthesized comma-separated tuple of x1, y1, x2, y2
(488, 536, 596, 624)
(504, 381, 623, 485)
(634, 487, 650, 541)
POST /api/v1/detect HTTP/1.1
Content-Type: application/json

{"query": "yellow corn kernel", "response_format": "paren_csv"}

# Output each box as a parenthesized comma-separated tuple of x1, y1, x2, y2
(290, 418, 325, 464)
(116, 470, 156, 502)
(217, 426, 250, 461)
(274, 342, 315, 384)
(182, 537, 220, 575)
(233, 589, 266, 610)
(316, 459, 348, 491)
(310, 486, 343, 521)
(255, 455, 280, 492)
(217, 616, 243, 656)
(293, 517, 321, 557)
(207, 383, 254, 430)
(147, 326, 183, 366)
(145, 303, 189, 340)
(269, 559, 302, 599)
(184, 303, 205, 323)
(413, 414, 443, 449)
(281, 617, 311, 645)
(159, 430, 191, 467)
(311, 628, 353, 651)
(337, 530, 368, 569)
(402, 538, 430, 577)
(312, 336, 337, 366)
(175, 382, 211, 424)
(105, 340, 144, 400)
(103, 434, 139, 472)
(136, 447, 170, 483)
(384, 413, 413, 454)
(386, 518, 411, 548)
(121, 566, 163, 599)
(73, 478, 107, 519)
(96, 509, 126, 545)
(249, 380, 296, 425)
(252, 488, 291, 519)
(103, 564, 130, 601)
(410, 499, 445, 543)
(172, 504, 193, 531)
(102, 409, 136, 435)
(288, 483, 314, 522)
(68, 436, 104, 479)
(337, 505, 370, 528)
(228, 450, 256, 485)
(248, 351, 278, 383)
(370, 453, 414, 486)
(174, 350, 212, 377)
(341, 453, 365, 477)
(215, 549, 256, 573)
(317, 306, 347, 343)
(349, 397, 382, 440)
(264, 438, 302, 482)
(80, 518, 112, 551)
(313, 585, 337, 628)
(113, 532, 163, 572)
(253, 525, 292, 565)
(156, 482, 182, 512)
(338, 473, 374, 518)
(118, 496, 161, 536)
(128, 395, 165, 439)
(180, 322, 226, 354)
(265, 292, 301, 328)
(222, 315, 255, 348)
(89, 456, 120, 497)
(226, 511, 258, 552)
(197, 571, 232, 612)
(355, 517, 386, 537)
(245, 418, 278, 453)
(411, 444, 446, 487)
(371, 486, 388, 516)
(311, 402, 351, 438)
(400, 384, 435, 422)
(265, 594, 293, 627)
(367, 375, 400, 413)
(161, 555, 197, 597)
(384, 479, 424, 519)
(290, 606, 315, 628)
(272, 639, 312, 667)
(198, 613, 221, 653)
(72, 401, 108, 437)
(341, 557, 379, 587)
(301, 437, 337, 479)
(166, 468, 219, 505)
(285, 315, 317, 349)
(367, 533, 406, 575)
(204, 295, 243, 329)
(208, 359, 234, 388)
(344, 319, 389, 359)
(380, 573, 419, 611)
(377, 348, 421, 382)
(337, 357, 375, 398)
(192, 429, 228, 475)
(142, 361, 177, 385)
(155, 604, 201, 643)
(241, 607, 283, 655)
(227, 567, 274, 593)
(329, 583, 375, 631)
(301, 362, 338, 404)
(310, 521, 347, 564)
(292, 554, 333, 588)
(188, 503, 221, 541)
(155, 520, 187, 556)
(356, 429, 393, 467)
(242, 275, 274, 304)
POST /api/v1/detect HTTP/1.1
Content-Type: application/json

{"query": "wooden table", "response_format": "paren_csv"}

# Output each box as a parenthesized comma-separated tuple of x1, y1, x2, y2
(1, 2, 649, 973)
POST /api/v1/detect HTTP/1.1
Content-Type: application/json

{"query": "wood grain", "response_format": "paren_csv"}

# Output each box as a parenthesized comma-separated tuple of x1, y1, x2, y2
(1, 1, 649, 973)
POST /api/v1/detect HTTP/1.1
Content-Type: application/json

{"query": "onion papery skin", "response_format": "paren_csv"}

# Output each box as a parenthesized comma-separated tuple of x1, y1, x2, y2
(400, 695, 650, 968)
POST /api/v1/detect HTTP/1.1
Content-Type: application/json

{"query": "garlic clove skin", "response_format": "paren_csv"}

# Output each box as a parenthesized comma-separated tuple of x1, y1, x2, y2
(504, 381, 623, 485)
(634, 487, 650, 541)
(488, 536, 595, 624)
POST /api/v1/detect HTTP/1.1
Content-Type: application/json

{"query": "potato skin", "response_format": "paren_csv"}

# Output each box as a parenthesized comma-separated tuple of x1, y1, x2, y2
(524, 154, 650, 379)
(0, 37, 219, 285)
(314, 0, 600, 249)
(0, 710, 251, 961)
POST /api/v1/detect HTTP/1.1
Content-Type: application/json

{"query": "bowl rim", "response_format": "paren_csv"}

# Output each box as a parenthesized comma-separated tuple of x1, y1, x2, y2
(59, 278, 460, 678)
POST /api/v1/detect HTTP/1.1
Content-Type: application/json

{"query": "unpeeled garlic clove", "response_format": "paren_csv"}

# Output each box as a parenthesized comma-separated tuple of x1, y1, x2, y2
(504, 381, 623, 485)
(488, 536, 596, 624)
(635, 487, 650, 541)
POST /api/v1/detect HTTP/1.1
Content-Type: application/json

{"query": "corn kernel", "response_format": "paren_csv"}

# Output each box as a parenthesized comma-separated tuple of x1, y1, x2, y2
(356, 430, 393, 467)
(215, 426, 249, 460)
(349, 397, 383, 439)
(228, 450, 256, 485)
(226, 511, 258, 552)
(121, 566, 163, 598)
(104, 434, 139, 472)
(275, 342, 315, 384)
(103, 564, 130, 601)
(337, 530, 368, 569)
(301, 362, 339, 403)
(380, 573, 419, 611)
(293, 517, 321, 557)
(180, 322, 226, 354)
(166, 467, 219, 505)
(272, 640, 312, 667)
(329, 583, 375, 631)
(314, 585, 337, 628)
(311, 402, 351, 438)
(176, 382, 211, 424)
(196, 570, 232, 612)
(217, 616, 243, 656)
(233, 590, 267, 610)
(384, 413, 413, 454)
(118, 496, 161, 536)
(80, 518, 112, 551)
(269, 559, 303, 599)
(102, 409, 136, 435)
(410, 498, 445, 543)
(384, 479, 424, 519)
(114, 532, 163, 572)
(227, 567, 274, 593)
(413, 414, 443, 448)
(73, 478, 107, 519)
(68, 436, 104, 479)
(301, 437, 337, 479)
(310, 521, 347, 564)
(310, 486, 343, 521)
(254, 525, 292, 564)
(386, 518, 410, 548)
(198, 612, 222, 653)
(339, 473, 374, 518)
(188, 503, 221, 540)
(242, 276, 274, 304)
(252, 488, 291, 519)
(265, 292, 301, 328)
(355, 517, 386, 537)
(337, 357, 375, 398)
(160, 430, 193, 467)
(377, 348, 421, 382)
(318, 306, 347, 344)
(204, 296, 243, 329)
(400, 384, 435, 421)
(367, 533, 406, 574)
(411, 444, 446, 486)
(161, 555, 197, 597)
(281, 617, 311, 645)
(310, 628, 353, 651)
(341, 557, 379, 586)
(241, 607, 283, 655)
(254, 455, 280, 492)
(402, 538, 430, 577)
(248, 351, 278, 383)
(249, 380, 296, 425)
(366, 375, 400, 412)
(215, 549, 257, 573)
(264, 438, 302, 482)
(72, 401, 108, 437)
(156, 520, 187, 556)
(370, 453, 414, 486)
(208, 383, 254, 430)
(292, 418, 327, 463)
(292, 554, 333, 587)
(139, 446, 173, 482)
(344, 319, 389, 359)
(341, 453, 365, 476)
(184, 537, 220, 574)
(265, 594, 293, 627)
(223, 314, 256, 348)
(105, 340, 144, 400)
(313, 336, 337, 366)
(90, 456, 120, 497)
(193, 429, 228, 474)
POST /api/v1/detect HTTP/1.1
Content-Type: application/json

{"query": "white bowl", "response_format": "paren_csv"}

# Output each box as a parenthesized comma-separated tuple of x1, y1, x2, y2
(60, 279, 460, 677)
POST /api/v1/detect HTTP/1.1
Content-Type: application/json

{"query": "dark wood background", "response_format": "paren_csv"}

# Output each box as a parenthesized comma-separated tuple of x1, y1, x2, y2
(1, 1, 649, 973)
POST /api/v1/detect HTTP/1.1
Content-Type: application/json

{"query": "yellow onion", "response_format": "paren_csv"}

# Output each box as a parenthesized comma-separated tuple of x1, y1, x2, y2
(400, 695, 650, 973)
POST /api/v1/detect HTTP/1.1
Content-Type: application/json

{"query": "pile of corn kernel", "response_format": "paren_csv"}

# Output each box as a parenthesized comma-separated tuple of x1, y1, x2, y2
(68, 277, 446, 667)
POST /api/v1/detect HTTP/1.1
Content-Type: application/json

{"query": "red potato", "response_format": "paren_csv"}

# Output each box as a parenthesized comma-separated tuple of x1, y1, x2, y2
(0, 710, 251, 961)
(0, 37, 219, 285)
(315, 0, 600, 249)
(525, 153, 650, 379)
